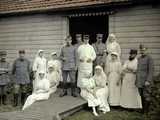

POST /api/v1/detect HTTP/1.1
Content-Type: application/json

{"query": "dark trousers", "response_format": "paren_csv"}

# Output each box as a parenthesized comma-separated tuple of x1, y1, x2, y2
(0, 85, 7, 105)
(75, 70, 80, 94)
(13, 84, 30, 106)
(62, 70, 76, 92)
(138, 88, 151, 113)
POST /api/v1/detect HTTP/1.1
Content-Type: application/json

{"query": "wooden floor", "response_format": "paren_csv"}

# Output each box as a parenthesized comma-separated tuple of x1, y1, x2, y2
(0, 91, 87, 120)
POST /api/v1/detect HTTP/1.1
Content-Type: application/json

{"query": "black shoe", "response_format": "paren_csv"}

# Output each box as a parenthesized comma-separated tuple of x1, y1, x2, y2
(13, 94, 18, 107)
(71, 92, 77, 97)
(21, 93, 28, 106)
(2, 95, 7, 105)
(59, 91, 67, 97)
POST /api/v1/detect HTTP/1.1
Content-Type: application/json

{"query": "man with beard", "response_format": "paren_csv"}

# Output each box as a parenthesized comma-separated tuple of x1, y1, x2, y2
(0, 51, 10, 105)
(120, 49, 142, 109)
(136, 45, 154, 114)
(12, 50, 31, 106)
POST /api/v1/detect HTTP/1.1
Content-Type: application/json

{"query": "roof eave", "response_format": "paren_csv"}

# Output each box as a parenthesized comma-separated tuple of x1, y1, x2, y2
(0, 1, 132, 16)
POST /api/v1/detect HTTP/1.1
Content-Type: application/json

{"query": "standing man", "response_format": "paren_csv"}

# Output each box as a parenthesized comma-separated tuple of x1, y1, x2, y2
(12, 50, 31, 106)
(59, 36, 77, 97)
(0, 51, 10, 105)
(92, 33, 106, 68)
(74, 34, 83, 93)
(136, 45, 154, 114)
(75, 34, 83, 48)
(77, 34, 96, 88)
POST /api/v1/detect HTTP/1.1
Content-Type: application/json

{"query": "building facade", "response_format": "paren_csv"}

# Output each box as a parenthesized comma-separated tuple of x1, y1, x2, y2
(0, 0, 159, 75)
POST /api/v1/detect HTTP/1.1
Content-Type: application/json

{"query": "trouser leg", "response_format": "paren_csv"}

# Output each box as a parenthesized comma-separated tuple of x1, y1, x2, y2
(0, 85, 7, 105)
(138, 87, 151, 114)
(2, 85, 7, 105)
(0, 87, 2, 105)
(69, 70, 77, 97)
(60, 70, 68, 97)
(143, 86, 151, 114)
(21, 84, 29, 105)
(20, 85, 25, 105)
(13, 94, 19, 106)
(13, 84, 20, 106)
(75, 70, 80, 94)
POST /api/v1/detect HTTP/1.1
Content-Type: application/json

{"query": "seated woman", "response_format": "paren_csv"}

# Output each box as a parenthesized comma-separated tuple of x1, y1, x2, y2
(22, 71, 50, 110)
(80, 66, 110, 116)
(47, 61, 61, 94)
(94, 65, 110, 113)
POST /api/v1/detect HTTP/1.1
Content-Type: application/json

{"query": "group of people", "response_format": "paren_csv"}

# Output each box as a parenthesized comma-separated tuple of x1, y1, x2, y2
(0, 49, 62, 109)
(51, 33, 153, 116)
(0, 33, 154, 116)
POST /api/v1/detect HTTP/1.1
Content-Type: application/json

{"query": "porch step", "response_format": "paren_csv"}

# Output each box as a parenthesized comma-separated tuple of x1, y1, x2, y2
(0, 92, 87, 120)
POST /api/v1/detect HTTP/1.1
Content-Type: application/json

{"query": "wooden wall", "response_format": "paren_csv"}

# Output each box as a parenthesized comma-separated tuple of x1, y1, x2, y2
(109, 5, 160, 75)
(0, 14, 68, 64)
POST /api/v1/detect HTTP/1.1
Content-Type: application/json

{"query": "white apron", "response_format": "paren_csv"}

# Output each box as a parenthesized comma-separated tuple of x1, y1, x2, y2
(120, 59, 142, 108)
(77, 44, 96, 88)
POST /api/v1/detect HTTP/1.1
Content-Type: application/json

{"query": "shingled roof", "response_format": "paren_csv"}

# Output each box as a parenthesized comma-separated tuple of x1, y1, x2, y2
(0, 0, 130, 14)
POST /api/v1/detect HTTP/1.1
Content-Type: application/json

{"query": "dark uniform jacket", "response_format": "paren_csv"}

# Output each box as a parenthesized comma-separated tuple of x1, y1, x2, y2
(136, 55, 154, 88)
(0, 61, 10, 85)
(12, 58, 31, 85)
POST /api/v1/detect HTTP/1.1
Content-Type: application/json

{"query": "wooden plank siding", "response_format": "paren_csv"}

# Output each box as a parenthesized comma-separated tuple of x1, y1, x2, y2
(109, 5, 160, 75)
(0, 14, 68, 65)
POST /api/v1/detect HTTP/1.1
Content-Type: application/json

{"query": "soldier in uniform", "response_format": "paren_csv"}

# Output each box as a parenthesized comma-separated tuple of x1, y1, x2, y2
(0, 51, 10, 105)
(92, 34, 106, 69)
(136, 45, 154, 113)
(75, 34, 83, 48)
(59, 36, 77, 97)
(12, 50, 31, 106)
(74, 34, 83, 94)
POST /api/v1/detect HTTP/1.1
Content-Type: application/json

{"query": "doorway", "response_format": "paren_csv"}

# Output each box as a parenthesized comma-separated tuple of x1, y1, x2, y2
(69, 15, 108, 44)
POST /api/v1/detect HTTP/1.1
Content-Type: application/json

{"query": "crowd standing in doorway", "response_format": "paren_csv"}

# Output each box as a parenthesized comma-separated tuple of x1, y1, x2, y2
(0, 33, 154, 116)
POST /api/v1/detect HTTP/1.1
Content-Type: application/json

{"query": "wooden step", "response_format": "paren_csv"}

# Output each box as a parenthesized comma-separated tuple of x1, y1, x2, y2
(0, 91, 87, 120)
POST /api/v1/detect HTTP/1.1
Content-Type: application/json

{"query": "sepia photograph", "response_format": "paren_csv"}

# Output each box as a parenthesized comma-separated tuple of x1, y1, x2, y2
(0, 0, 159, 120)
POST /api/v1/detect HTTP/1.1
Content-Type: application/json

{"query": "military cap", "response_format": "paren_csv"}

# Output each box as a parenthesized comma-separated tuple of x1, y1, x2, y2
(139, 44, 147, 50)
(19, 50, 25, 54)
(96, 33, 103, 38)
(83, 34, 89, 39)
(75, 34, 82, 37)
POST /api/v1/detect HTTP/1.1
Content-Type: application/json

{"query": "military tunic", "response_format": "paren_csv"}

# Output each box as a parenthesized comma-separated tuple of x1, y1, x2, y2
(59, 45, 77, 86)
(0, 61, 10, 85)
(12, 58, 31, 85)
(92, 43, 106, 67)
(136, 55, 154, 101)
(0, 61, 10, 95)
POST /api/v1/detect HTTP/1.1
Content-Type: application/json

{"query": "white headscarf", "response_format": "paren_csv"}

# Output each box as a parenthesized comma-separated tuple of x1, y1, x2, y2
(106, 34, 121, 56)
(51, 52, 57, 56)
(106, 34, 117, 45)
(93, 65, 107, 86)
(36, 49, 44, 57)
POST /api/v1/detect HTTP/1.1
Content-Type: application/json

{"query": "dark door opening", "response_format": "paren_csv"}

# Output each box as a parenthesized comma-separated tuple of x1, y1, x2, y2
(69, 16, 108, 44)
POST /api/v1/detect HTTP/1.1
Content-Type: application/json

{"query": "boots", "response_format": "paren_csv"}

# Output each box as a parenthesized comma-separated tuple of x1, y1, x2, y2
(71, 83, 77, 97)
(13, 94, 19, 107)
(2, 95, 7, 105)
(59, 89, 67, 97)
(143, 100, 150, 114)
(0, 95, 2, 105)
(21, 93, 26, 106)
(59, 82, 68, 97)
